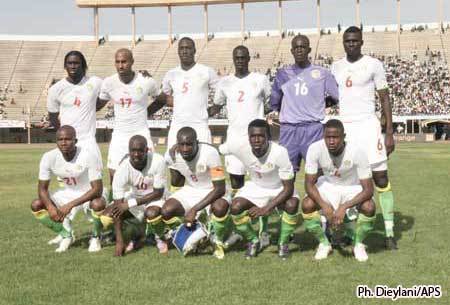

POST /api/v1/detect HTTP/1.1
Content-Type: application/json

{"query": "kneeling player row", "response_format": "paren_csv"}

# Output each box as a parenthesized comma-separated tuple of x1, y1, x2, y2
(31, 119, 376, 262)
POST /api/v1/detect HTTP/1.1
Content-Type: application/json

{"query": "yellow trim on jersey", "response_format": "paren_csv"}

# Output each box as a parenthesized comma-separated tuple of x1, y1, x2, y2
(281, 212, 298, 225)
(147, 215, 163, 224)
(91, 210, 104, 219)
(232, 214, 251, 226)
(301, 211, 321, 220)
(376, 182, 391, 193)
(211, 213, 228, 223)
(163, 216, 182, 225)
(32, 209, 48, 219)
(99, 215, 114, 228)
(210, 166, 225, 181)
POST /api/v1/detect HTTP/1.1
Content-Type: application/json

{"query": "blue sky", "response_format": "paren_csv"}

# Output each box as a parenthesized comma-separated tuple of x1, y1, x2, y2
(1, 0, 448, 35)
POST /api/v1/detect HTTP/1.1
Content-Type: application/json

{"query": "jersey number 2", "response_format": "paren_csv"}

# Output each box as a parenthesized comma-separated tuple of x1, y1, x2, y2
(237, 90, 245, 102)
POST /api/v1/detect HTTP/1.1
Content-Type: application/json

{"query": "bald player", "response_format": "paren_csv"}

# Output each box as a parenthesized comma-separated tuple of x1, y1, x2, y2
(99, 48, 164, 189)
(30, 126, 106, 253)
(102, 135, 167, 257)
(270, 34, 339, 174)
(161, 37, 219, 149)
(47, 50, 103, 167)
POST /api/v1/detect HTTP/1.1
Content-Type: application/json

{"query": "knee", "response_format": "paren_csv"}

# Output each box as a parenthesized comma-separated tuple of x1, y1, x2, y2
(161, 200, 177, 220)
(211, 199, 229, 218)
(90, 198, 106, 212)
(230, 175, 244, 189)
(230, 198, 246, 215)
(373, 173, 389, 189)
(284, 197, 299, 214)
(145, 206, 161, 220)
(31, 199, 45, 212)
(359, 200, 376, 217)
(301, 197, 317, 214)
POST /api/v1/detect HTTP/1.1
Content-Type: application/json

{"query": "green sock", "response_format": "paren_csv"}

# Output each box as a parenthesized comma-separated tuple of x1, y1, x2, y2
(32, 210, 71, 238)
(123, 218, 145, 241)
(211, 213, 232, 244)
(303, 211, 329, 245)
(278, 211, 298, 245)
(163, 216, 183, 231)
(259, 215, 269, 236)
(377, 183, 395, 238)
(343, 215, 355, 242)
(147, 215, 166, 238)
(89, 210, 104, 238)
(354, 214, 375, 244)
(232, 211, 258, 243)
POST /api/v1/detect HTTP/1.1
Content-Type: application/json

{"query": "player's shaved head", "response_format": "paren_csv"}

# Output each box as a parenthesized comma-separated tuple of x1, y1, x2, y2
(248, 119, 271, 158)
(56, 125, 76, 138)
(248, 119, 271, 139)
(291, 34, 310, 48)
(179, 37, 196, 49)
(178, 37, 196, 68)
(233, 45, 249, 57)
(343, 26, 363, 60)
(129, 135, 147, 149)
(177, 127, 197, 141)
(64, 50, 87, 72)
(344, 26, 362, 37)
(129, 135, 148, 170)
(325, 119, 345, 134)
(115, 48, 134, 60)
(56, 125, 77, 157)
(177, 127, 198, 161)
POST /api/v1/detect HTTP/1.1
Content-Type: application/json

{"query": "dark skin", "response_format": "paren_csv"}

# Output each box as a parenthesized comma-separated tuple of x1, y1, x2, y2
(343, 31, 394, 188)
(104, 137, 164, 256)
(208, 47, 251, 189)
(230, 126, 297, 218)
(303, 127, 375, 226)
(162, 132, 226, 225)
(33, 127, 103, 222)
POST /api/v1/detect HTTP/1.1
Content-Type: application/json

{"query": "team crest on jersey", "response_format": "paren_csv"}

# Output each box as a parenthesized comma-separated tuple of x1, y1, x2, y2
(266, 163, 274, 169)
(196, 164, 206, 173)
(86, 83, 94, 91)
(136, 87, 143, 95)
(343, 160, 351, 167)
(311, 69, 321, 79)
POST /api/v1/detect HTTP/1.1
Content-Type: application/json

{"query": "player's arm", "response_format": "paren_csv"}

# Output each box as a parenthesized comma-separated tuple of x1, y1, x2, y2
(324, 70, 339, 108)
(160, 73, 174, 107)
(38, 180, 63, 222)
(59, 179, 103, 217)
(96, 97, 109, 111)
(269, 69, 283, 112)
(147, 78, 170, 116)
(304, 173, 334, 222)
(97, 79, 111, 111)
(48, 112, 60, 129)
(208, 81, 225, 117)
(378, 88, 395, 155)
(47, 87, 61, 129)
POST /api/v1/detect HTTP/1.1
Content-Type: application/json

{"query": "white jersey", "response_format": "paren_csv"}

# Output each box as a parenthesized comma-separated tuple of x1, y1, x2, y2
(99, 73, 160, 133)
(331, 55, 388, 120)
(39, 146, 102, 193)
(162, 63, 218, 125)
(47, 76, 102, 140)
(165, 143, 225, 189)
(112, 152, 166, 200)
(305, 139, 372, 186)
(214, 72, 271, 138)
(234, 142, 294, 189)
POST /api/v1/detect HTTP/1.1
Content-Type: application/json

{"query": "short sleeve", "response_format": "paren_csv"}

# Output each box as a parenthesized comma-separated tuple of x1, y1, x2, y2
(152, 156, 167, 189)
(213, 81, 226, 106)
(324, 70, 339, 100)
(112, 165, 129, 200)
(208, 67, 219, 90)
(99, 78, 111, 101)
(276, 147, 295, 181)
(86, 153, 102, 182)
(38, 153, 52, 181)
(148, 78, 161, 98)
(262, 75, 272, 101)
(47, 85, 60, 113)
(373, 59, 388, 91)
(269, 70, 283, 111)
(207, 147, 225, 181)
(304, 144, 319, 175)
(161, 72, 172, 95)
(354, 150, 372, 180)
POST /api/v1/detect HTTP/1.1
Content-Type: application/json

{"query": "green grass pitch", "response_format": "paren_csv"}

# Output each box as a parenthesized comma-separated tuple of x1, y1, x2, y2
(0, 143, 448, 305)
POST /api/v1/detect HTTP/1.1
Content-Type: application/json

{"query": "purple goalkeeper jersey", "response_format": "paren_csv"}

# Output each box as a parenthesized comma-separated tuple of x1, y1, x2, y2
(270, 64, 339, 124)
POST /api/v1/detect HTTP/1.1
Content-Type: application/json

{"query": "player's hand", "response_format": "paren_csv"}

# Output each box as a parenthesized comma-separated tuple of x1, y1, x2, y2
(332, 206, 347, 227)
(139, 70, 152, 78)
(184, 209, 197, 227)
(322, 205, 334, 224)
(58, 203, 73, 218)
(111, 201, 129, 219)
(266, 111, 279, 125)
(169, 144, 178, 162)
(385, 133, 395, 156)
(48, 206, 63, 222)
(249, 206, 270, 218)
(114, 241, 125, 257)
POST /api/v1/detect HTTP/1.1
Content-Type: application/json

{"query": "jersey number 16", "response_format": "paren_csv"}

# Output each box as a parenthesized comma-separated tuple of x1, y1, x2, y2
(294, 82, 308, 96)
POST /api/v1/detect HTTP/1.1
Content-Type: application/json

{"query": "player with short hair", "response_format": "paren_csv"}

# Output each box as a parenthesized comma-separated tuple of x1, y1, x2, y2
(331, 26, 397, 249)
(161, 37, 219, 149)
(99, 48, 163, 186)
(103, 135, 167, 257)
(270, 34, 339, 174)
(30, 126, 106, 253)
(231, 119, 299, 260)
(302, 119, 375, 262)
(161, 127, 229, 259)
(47, 50, 103, 167)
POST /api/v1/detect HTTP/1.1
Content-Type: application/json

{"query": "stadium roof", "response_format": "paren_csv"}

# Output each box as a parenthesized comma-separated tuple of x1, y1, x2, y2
(76, 0, 293, 8)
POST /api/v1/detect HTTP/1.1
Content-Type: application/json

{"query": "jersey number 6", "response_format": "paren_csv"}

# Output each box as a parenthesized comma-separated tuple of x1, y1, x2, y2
(346, 76, 353, 88)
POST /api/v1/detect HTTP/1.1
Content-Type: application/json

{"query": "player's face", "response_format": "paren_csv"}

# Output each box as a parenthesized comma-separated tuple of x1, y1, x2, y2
(178, 40, 196, 65)
(249, 127, 269, 157)
(291, 38, 311, 63)
(115, 52, 133, 76)
(324, 127, 345, 155)
(233, 49, 250, 71)
(129, 141, 148, 169)
(343, 32, 363, 57)
(56, 130, 77, 155)
(65, 55, 84, 79)
(177, 135, 198, 161)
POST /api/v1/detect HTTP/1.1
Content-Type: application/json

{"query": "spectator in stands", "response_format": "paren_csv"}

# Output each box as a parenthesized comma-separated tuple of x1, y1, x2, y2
(10, 98, 15, 105)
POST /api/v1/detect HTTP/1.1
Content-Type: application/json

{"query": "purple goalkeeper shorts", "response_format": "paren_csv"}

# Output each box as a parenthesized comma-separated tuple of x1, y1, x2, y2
(279, 122, 323, 172)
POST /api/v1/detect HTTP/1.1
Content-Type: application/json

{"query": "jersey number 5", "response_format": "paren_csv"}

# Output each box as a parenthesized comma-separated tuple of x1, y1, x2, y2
(294, 82, 308, 96)
(182, 82, 189, 94)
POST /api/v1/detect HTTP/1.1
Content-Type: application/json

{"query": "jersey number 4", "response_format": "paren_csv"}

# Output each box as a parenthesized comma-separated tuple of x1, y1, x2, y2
(73, 97, 81, 107)
(294, 82, 308, 96)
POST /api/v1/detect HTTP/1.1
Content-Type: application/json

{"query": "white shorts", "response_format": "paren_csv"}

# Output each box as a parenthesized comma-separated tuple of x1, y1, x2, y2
(224, 154, 246, 176)
(124, 192, 165, 222)
(342, 116, 388, 171)
(51, 190, 91, 221)
(167, 123, 211, 148)
(235, 181, 300, 208)
(78, 136, 103, 169)
(220, 137, 249, 176)
(168, 185, 230, 215)
(107, 130, 154, 170)
(316, 178, 363, 210)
